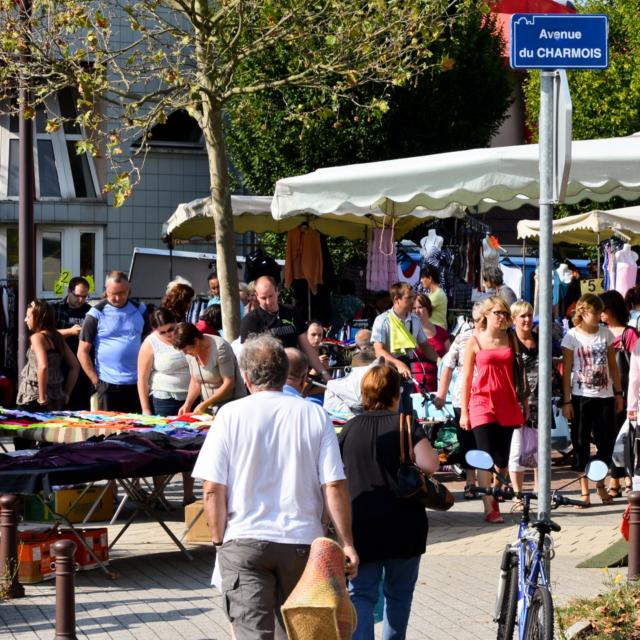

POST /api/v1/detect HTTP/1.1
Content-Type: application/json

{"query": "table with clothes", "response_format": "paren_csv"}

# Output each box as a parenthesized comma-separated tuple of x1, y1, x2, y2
(0, 410, 211, 575)
(0, 408, 211, 445)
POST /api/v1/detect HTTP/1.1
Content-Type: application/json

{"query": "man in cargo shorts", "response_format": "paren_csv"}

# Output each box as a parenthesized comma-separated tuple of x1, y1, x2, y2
(192, 334, 358, 640)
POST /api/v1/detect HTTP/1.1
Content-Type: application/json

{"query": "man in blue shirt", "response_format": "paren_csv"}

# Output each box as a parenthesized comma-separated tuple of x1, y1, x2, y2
(78, 271, 146, 412)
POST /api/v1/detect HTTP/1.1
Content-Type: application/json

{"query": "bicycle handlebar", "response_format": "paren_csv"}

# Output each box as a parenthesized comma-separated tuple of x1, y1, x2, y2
(467, 485, 515, 501)
(550, 492, 588, 508)
(466, 486, 589, 508)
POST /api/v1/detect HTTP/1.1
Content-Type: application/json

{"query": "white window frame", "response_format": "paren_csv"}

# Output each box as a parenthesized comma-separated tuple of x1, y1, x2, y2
(0, 94, 101, 200)
(0, 225, 19, 282)
(35, 225, 104, 298)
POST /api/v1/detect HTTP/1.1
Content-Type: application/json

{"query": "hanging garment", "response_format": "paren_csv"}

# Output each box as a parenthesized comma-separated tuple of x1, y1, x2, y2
(285, 227, 323, 294)
(396, 253, 420, 287)
(500, 263, 523, 300)
(367, 227, 397, 291)
(615, 247, 639, 296)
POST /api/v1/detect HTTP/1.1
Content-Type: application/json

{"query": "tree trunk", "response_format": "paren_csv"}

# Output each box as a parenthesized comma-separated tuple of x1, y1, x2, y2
(201, 102, 241, 341)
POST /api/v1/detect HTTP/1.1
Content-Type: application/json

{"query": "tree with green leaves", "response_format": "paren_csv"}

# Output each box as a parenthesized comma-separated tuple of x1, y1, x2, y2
(523, 0, 640, 141)
(522, 0, 640, 219)
(0, 0, 477, 338)
(226, 6, 514, 195)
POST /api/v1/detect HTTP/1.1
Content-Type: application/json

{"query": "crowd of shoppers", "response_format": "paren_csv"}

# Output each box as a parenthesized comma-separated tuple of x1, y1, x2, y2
(13, 258, 640, 640)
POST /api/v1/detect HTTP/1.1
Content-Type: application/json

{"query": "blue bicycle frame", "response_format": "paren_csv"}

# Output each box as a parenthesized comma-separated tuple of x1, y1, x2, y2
(507, 495, 554, 640)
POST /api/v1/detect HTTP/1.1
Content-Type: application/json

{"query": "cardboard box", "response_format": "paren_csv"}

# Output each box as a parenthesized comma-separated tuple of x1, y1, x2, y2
(16, 527, 56, 584)
(57, 527, 109, 570)
(184, 500, 210, 543)
(23, 484, 115, 523)
(12, 526, 110, 583)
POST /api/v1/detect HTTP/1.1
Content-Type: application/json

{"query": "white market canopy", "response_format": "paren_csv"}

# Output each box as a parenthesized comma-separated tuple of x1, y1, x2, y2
(271, 134, 640, 217)
(517, 206, 640, 245)
(163, 194, 464, 243)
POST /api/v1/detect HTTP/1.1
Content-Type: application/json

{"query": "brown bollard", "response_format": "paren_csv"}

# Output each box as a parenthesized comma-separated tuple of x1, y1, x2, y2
(0, 494, 25, 599)
(628, 492, 640, 581)
(52, 539, 78, 640)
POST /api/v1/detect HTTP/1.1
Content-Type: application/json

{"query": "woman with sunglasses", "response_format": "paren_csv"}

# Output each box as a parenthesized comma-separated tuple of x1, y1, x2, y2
(172, 322, 246, 416)
(460, 296, 524, 523)
(137, 307, 195, 505)
(137, 307, 191, 417)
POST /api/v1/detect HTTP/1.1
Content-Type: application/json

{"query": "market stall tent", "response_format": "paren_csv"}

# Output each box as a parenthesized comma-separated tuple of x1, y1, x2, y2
(517, 206, 640, 245)
(163, 194, 464, 243)
(271, 134, 640, 218)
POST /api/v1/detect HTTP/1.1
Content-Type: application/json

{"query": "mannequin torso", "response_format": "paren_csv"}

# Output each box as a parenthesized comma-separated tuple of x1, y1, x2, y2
(556, 264, 573, 284)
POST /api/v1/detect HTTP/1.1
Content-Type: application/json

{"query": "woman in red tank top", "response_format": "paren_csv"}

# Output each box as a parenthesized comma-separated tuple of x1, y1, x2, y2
(460, 296, 524, 523)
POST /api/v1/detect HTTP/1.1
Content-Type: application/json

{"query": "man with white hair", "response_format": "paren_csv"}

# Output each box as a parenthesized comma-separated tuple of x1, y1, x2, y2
(193, 334, 357, 639)
(77, 270, 146, 412)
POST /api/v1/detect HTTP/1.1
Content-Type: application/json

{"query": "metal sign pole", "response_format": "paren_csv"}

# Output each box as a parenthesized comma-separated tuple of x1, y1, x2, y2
(537, 71, 555, 521)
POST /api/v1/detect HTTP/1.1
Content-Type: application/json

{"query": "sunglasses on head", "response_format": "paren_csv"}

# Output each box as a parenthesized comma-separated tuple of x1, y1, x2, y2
(158, 326, 176, 335)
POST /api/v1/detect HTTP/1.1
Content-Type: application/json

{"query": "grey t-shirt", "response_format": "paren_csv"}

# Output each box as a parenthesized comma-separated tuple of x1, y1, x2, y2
(185, 334, 246, 402)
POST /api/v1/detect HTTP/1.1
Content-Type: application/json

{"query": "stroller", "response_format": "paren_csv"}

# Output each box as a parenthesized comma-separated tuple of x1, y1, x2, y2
(411, 376, 462, 475)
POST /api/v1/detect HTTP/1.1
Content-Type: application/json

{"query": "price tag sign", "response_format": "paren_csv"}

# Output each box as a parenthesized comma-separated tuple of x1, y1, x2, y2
(580, 278, 604, 295)
(85, 274, 95, 293)
(53, 269, 72, 295)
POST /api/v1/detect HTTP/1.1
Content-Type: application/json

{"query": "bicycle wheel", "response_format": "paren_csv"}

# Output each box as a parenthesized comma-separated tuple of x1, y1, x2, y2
(496, 557, 518, 640)
(523, 586, 553, 640)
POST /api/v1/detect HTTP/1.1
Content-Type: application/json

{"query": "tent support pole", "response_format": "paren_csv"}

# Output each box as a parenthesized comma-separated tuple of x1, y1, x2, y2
(537, 71, 554, 522)
(596, 231, 601, 277)
(521, 239, 526, 299)
(169, 238, 174, 282)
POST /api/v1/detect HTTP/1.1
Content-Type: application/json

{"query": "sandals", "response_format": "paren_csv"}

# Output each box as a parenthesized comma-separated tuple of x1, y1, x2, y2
(607, 486, 622, 499)
(575, 493, 591, 509)
(484, 510, 504, 524)
(511, 498, 524, 513)
(597, 484, 614, 505)
(463, 484, 477, 500)
(484, 498, 504, 523)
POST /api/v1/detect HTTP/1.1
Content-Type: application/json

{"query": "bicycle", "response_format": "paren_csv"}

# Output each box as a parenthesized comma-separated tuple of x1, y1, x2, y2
(466, 449, 608, 640)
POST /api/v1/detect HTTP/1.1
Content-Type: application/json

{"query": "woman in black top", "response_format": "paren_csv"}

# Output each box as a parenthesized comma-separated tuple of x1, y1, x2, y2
(338, 364, 438, 640)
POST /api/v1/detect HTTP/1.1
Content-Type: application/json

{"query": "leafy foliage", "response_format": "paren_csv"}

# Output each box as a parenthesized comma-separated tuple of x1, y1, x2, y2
(556, 571, 640, 639)
(0, 0, 479, 337)
(226, 6, 514, 195)
(523, 0, 640, 141)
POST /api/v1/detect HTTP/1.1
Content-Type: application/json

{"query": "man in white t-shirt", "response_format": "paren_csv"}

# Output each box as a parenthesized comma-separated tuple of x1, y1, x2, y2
(192, 334, 358, 640)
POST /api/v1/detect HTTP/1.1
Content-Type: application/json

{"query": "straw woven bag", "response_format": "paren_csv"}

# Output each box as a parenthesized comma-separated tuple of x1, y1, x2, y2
(281, 537, 357, 639)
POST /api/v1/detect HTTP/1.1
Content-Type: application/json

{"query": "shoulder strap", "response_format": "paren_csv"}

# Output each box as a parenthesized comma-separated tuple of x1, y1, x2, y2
(509, 332, 519, 355)
(473, 335, 482, 350)
(93, 299, 109, 312)
(405, 415, 416, 464)
(399, 413, 406, 463)
(39, 331, 54, 351)
(398, 413, 415, 464)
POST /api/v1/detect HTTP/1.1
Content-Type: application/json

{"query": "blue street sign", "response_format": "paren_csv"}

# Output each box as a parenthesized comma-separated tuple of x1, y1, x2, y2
(510, 14, 608, 70)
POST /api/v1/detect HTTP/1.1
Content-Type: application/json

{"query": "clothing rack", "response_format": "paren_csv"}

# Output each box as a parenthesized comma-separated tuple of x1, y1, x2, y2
(460, 214, 490, 235)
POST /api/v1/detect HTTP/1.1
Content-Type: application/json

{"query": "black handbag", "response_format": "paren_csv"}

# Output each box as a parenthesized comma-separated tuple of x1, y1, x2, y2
(396, 414, 454, 512)
(509, 334, 531, 403)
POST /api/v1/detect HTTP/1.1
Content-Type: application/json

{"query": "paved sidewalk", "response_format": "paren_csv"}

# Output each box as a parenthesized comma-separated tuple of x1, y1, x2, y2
(0, 474, 627, 640)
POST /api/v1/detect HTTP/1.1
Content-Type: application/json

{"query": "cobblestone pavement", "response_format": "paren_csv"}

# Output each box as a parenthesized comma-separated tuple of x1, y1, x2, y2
(0, 468, 627, 640)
